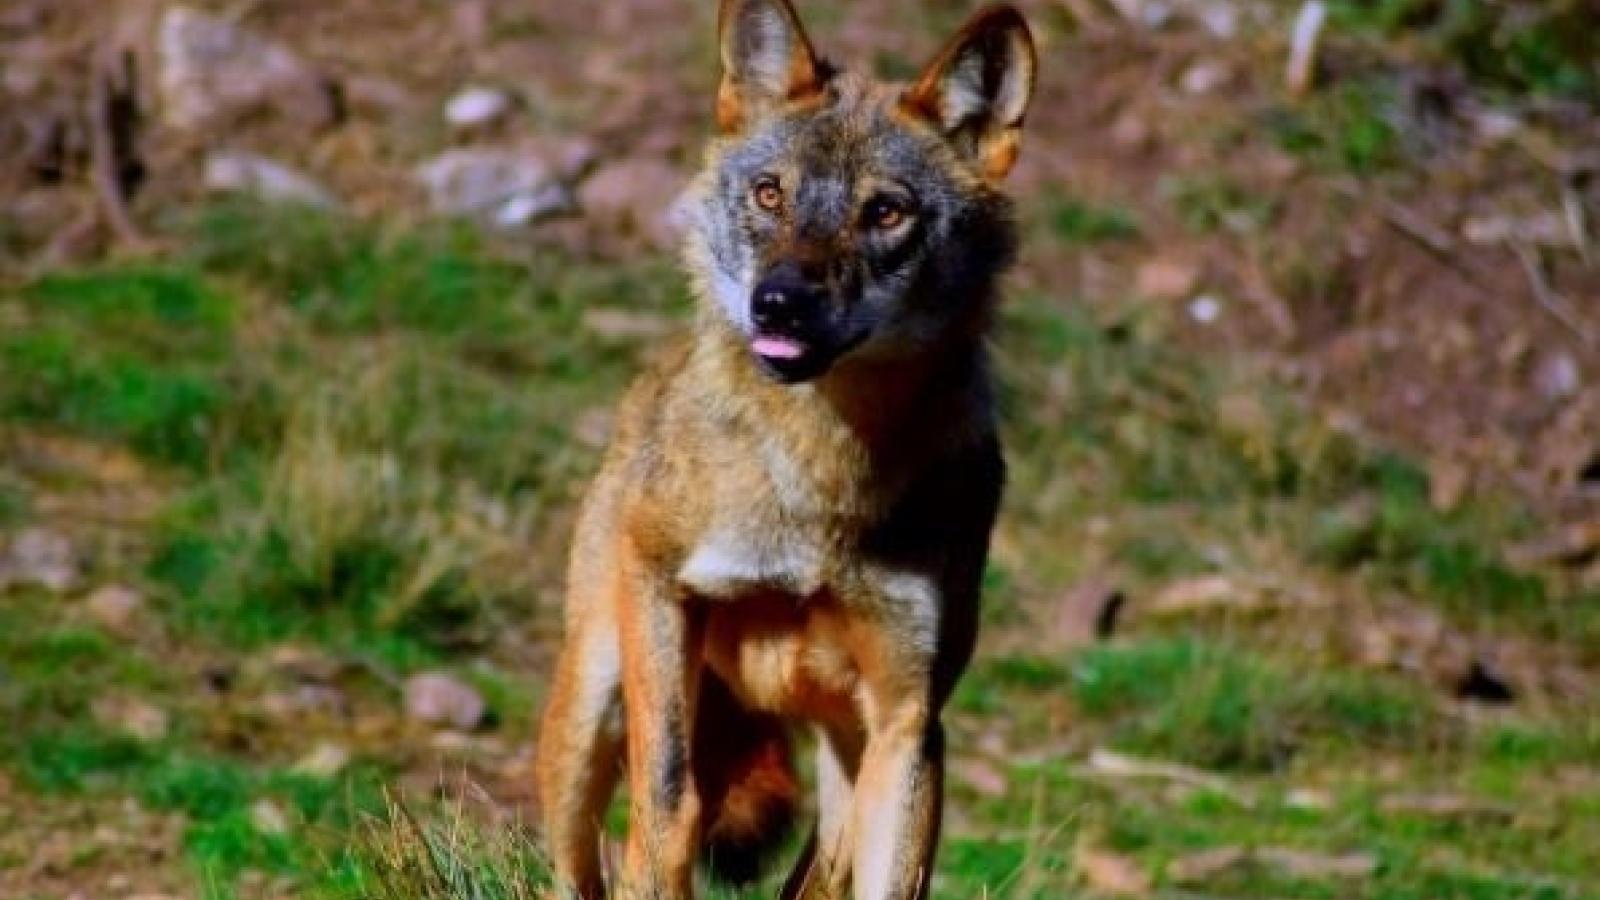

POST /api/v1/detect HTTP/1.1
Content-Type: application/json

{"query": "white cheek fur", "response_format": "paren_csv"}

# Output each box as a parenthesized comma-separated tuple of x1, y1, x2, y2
(710, 259, 751, 332)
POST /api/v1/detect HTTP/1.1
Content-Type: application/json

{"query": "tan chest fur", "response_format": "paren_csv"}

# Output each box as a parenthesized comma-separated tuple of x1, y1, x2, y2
(700, 594, 861, 724)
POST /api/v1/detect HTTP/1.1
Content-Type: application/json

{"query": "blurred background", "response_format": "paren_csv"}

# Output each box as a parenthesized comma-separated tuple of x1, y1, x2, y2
(1, 0, 1598, 897)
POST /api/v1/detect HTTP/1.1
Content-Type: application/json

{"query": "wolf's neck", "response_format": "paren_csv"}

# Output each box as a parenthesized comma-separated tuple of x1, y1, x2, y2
(694, 320, 993, 464)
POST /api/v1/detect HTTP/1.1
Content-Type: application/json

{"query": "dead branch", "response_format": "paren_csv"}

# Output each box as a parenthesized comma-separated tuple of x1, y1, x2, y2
(86, 48, 151, 252)
(1513, 242, 1598, 353)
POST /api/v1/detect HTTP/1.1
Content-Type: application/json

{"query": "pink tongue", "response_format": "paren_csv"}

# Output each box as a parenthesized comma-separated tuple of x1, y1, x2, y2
(752, 335, 805, 359)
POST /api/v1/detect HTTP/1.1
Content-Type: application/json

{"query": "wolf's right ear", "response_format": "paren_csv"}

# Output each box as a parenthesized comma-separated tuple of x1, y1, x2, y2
(717, 0, 824, 133)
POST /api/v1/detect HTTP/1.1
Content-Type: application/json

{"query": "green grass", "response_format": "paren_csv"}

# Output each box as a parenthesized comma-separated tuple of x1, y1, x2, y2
(1265, 78, 1401, 174)
(962, 637, 1436, 772)
(1324, 0, 1600, 102)
(3, 200, 1599, 898)
(1162, 173, 1280, 235)
(1040, 192, 1141, 244)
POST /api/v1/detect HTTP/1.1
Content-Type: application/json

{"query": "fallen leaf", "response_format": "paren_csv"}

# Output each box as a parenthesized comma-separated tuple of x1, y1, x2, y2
(1167, 846, 1248, 882)
(1135, 256, 1201, 301)
(1145, 575, 1254, 616)
(293, 741, 351, 778)
(1428, 457, 1471, 512)
(950, 757, 1009, 798)
(83, 583, 144, 635)
(250, 798, 290, 836)
(1078, 748, 1252, 805)
(1075, 844, 1150, 895)
(1169, 846, 1375, 883)
(1380, 792, 1515, 821)
(1506, 522, 1600, 569)
(1050, 576, 1123, 647)
(1257, 847, 1377, 878)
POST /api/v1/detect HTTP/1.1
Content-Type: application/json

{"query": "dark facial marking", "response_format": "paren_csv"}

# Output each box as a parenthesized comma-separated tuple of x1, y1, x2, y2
(700, 72, 1018, 380)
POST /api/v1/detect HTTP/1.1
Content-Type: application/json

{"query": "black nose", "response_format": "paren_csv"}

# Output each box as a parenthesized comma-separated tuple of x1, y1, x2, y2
(751, 263, 827, 331)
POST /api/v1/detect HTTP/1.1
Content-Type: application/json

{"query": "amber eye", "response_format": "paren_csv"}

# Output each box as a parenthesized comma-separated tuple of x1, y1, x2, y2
(864, 197, 909, 230)
(753, 177, 784, 212)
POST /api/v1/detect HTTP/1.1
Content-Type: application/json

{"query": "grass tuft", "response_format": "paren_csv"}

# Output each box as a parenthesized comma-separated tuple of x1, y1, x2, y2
(319, 796, 551, 900)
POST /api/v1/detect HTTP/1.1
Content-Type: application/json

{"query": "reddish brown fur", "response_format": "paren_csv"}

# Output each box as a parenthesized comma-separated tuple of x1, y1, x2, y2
(534, 3, 1035, 898)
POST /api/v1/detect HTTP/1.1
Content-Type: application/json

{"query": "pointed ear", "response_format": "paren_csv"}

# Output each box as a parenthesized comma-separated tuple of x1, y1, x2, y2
(902, 5, 1037, 180)
(716, 0, 825, 133)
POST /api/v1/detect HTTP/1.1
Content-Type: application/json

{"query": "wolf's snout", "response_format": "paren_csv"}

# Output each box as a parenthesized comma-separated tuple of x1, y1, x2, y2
(751, 264, 826, 333)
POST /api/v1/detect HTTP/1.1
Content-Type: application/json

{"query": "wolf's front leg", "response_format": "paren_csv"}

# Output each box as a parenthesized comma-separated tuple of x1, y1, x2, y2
(536, 598, 623, 899)
(618, 551, 704, 899)
(851, 701, 943, 900)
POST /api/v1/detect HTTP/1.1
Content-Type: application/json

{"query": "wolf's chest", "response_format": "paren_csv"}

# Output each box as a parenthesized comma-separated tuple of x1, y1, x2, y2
(677, 526, 827, 599)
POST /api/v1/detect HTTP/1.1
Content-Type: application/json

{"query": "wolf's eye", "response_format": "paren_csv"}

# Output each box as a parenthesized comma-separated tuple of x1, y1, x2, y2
(753, 177, 784, 212)
(863, 197, 909, 231)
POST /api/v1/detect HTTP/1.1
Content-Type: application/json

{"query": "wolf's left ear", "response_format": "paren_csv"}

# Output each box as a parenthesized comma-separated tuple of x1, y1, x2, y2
(902, 5, 1037, 180)
(717, 0, 825, 133)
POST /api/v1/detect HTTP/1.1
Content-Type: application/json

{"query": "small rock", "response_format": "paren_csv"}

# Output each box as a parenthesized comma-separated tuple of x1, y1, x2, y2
(0, 527, 80, 593)
(204, 151, 337, 208)
(1179, 60, 1229, 95)
(415, 147, 578, 227)
(1188, 294, 1222, 324)
(1110, 112, 1152, 151)
(1193, 1, 1239, 38)
(157, 6, 338, 130)
(343, 75, 418, 118)
(1469, 109, 1522, 143)
(83, 584, 143, 634)
(1135, 256, 1200, 301)
(293, 741, 350, 778)
(579, 156, 687, 249)
(1285, 786, 1332, 810)
(1534, 352, 1581, 400)
(92, 696, 169, 742)
(249, 798, 290, 836)
(445, 86, 513, 129)
(404, 672, 486, 730)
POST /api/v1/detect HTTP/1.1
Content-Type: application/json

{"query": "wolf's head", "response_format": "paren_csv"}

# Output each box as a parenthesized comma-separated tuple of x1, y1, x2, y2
(682, 0, 1037, 384)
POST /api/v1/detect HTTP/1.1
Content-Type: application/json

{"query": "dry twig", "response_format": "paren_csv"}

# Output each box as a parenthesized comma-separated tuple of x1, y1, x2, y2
(86, 48, 151, 252)
(1513, 242, 1597, 353)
